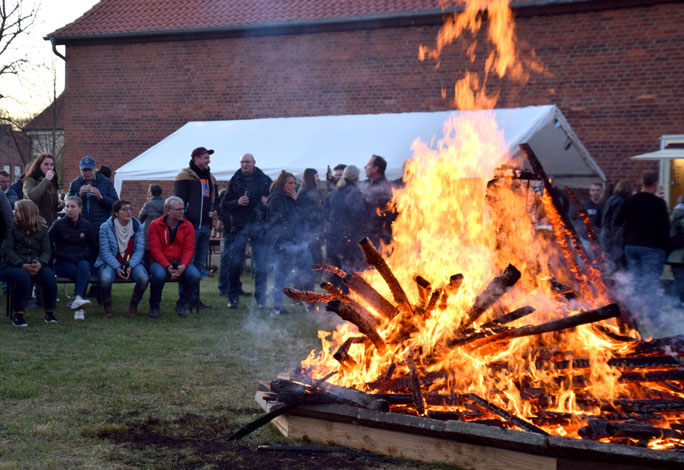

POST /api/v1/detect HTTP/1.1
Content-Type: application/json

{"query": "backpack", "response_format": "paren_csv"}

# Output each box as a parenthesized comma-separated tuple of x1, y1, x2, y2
(671, 217, 684, 250)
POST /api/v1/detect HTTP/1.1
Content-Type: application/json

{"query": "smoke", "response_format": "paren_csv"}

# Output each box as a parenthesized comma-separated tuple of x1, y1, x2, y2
(611, 269, 684, 339)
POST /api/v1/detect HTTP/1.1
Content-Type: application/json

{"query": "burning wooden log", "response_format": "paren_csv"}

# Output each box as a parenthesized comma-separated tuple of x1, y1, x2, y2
(439, 273, 464, 309)
(358, 237, 413, 314)
(414, 275, 432, 308)
(283, 287, 335, 304)
(406, 355, 426, 415)
(332, 336, 365, 368)
(314, 264, 399, 319)
(480, 305, 536, 329)
(468, 303, 621, 349)
(619, 369, 684, 384)
(424, 289, 442, 314)
(320, 282, 380, 327)
(575, 397, 684, 413)
(290, 375, 390, 412)
(467, 393, 549, 435)
(579, 419, 684, 441)
(458, 264, 521, 332)
(326, 300, 385, 352)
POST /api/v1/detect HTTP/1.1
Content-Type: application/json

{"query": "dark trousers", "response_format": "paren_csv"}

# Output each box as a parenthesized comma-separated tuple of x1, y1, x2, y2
(149, 262, 201, 308)
(227, 226, 268, 303)
(0, 264, 57, 313)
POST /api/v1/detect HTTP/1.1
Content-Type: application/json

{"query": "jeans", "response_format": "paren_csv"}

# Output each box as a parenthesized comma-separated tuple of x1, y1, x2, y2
(0, 264, 57, 313)
(192, 224, 211, 271)
(227, 224, 268, 303)
(98, 264, 149, 302)
(55, 260, 91, 298)
(272, 242, 313, 308)
(149, 262, 201, 308)
(624, 245, 666, 323)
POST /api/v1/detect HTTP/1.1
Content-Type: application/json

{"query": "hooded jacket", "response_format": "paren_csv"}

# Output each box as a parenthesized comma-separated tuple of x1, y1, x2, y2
(94, 216, 144, 270)
(68, 172, 119, 236)
(174, 161, 218, 229)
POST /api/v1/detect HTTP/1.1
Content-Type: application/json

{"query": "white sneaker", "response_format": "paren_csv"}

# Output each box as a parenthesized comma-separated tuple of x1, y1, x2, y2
(71, 296, 91, 310)
(74, 309, 85, 320)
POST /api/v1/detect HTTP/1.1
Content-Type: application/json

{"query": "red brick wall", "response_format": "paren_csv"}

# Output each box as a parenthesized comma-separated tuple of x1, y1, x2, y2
(63, 2, 683, 209)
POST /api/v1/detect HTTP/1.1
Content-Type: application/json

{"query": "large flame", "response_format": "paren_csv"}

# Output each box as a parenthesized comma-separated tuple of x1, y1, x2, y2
(300, 0, 682, 449)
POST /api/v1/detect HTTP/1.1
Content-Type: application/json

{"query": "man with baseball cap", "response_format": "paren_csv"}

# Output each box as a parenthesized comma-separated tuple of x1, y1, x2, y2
(69, 156, 119, 247)
(174, 146, 219, 309)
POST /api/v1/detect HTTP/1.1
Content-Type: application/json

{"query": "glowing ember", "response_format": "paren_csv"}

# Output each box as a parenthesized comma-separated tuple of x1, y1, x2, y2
(294, 0, 684, 450)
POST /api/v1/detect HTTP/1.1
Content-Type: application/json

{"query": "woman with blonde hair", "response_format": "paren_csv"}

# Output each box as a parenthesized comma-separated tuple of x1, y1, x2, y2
(0, 199, 58, 327)
(23, 153, 64, 226)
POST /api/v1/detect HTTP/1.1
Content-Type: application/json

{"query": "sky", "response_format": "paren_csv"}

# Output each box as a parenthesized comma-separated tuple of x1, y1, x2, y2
(0, 0, 100, 120)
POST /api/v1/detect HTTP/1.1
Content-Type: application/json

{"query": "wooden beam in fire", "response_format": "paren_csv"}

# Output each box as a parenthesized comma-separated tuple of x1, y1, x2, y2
(326, 300, 386, 352)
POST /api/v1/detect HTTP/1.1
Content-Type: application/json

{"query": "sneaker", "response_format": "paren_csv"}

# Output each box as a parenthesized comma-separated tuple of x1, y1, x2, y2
(71, 296, 91, 310)
(227, 298, 238, 309)
(74, 309, 85, 320)
(175, 302, 188, 318)
(44, 312, 58, 323)
(149, 307, 160, 319)
(11, 315, 28, 327)
(270, 307, 290, 316)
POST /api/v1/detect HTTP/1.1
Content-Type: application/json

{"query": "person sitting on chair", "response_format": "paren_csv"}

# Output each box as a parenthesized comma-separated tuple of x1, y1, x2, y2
(94, 200, 149, 318)
(49, 195, 96, 320)
(0, 200, 58, 327)
(147, 196, 200, 318)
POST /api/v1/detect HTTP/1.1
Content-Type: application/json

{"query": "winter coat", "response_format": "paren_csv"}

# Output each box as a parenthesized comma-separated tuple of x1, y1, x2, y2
(325, 180, 368, 257)
(599, 192, 627, 260)
(667, 205, 684, 265)
(267, 189, 300, 250)
(138, 196, 165, 250)
(7, 176, 23, 207)
(615, 191, 670, 251)
(221, 167, 272, 233)
(49, 215, 97, 265)
(174, 161, 218, 229)
(94, 216, 144, 270)
(297, 188, 324, 238)
(68, 172, 119, 237)
(1, 224, 51, 267)
(23, 175, 60, 226)
(147, 216, 195, 268)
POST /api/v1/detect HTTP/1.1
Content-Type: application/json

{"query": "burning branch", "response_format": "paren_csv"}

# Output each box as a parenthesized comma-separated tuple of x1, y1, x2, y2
(359, 237, 414, 315)
(459, 263, 521, 332)
(326, 300, 385, 352)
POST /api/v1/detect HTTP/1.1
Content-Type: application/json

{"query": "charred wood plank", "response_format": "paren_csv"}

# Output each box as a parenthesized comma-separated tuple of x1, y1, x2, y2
(414, 275, 432, 308)
(578, 419, 684, 441)
(358, 237, 413, 314)
(291, 374, 390, 412)
(312, 264, 347, 279)
(549, 278, 577, 299)
(283, 287, 336, 304)
(427, 410, 463, 421)
(480, 306, 536, 329)
(593, 324, 638, 343)
(321, 282, 380, 327)
(447, 325, 509, 348)
(424, 289, 442, 314)
(440, 273, 464, 309)
(469, 303, 620, 348)
(459, 264, 521, 332)
(532, 411, 665, 425)
(374, 392, 463, 406)
(332, 336, 365, 368)
(619, 369, 684, 383)
(326, 300, 385, 352)
(406, 355, 426, 415)
(366, 370, 449, 392)
(575, 397, 684, 413)
(467, 393, 549, 435)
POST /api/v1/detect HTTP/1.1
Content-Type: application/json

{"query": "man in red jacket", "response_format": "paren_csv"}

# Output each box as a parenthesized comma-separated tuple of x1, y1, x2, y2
(147, 195, 200, 318)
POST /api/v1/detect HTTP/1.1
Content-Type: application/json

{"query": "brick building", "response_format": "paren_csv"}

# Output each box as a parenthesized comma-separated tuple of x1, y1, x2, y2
(48, 0, 683, 206)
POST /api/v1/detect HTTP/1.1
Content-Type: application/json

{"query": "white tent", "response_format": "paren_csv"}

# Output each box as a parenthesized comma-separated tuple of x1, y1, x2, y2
(114, 105, 604, 194)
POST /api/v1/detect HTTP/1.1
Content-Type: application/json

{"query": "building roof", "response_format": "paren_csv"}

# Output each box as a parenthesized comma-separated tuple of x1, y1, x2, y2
(48, 0, 600, 42)
(23, 94, 64, 132)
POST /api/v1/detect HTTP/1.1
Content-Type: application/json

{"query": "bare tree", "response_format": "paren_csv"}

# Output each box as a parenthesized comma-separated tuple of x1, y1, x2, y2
(0, 0, 39, 90)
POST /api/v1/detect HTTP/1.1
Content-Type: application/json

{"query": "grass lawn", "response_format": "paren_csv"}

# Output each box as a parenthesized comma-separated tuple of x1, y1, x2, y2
(0, 273, 454, 470)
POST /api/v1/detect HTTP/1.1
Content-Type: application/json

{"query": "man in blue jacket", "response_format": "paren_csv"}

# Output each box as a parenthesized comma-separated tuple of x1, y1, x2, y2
(69, 156, 119, 245)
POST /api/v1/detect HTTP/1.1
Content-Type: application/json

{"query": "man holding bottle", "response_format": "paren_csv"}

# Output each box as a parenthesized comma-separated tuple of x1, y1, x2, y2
(175, 146, 219, 309)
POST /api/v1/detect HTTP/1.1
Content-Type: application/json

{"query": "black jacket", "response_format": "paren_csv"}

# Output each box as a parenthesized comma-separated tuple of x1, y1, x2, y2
(615, 191, 670, 251)
(49, 215, 97, 265)
(267, 189, 300, 249)
(325, 180, 368, 256)
(221, 167, 272, 232)
(174, 160, 218, 229)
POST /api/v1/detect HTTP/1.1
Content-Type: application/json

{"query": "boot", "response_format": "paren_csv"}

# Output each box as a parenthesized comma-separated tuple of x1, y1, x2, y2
(103, 300, 114, 318)
(128, 298, 140, 317)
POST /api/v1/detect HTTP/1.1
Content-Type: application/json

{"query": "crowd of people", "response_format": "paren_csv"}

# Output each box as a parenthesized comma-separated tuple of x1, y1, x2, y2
(0, 147, 679, 328)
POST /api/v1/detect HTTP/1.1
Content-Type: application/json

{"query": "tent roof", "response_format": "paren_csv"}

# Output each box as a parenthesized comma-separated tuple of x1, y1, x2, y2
(114, 105, 605, 194)
(630, 149, 684, 161)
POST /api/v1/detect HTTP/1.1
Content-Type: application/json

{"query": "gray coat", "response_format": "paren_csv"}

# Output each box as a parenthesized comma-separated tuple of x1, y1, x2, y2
(138, 196, 164, 250)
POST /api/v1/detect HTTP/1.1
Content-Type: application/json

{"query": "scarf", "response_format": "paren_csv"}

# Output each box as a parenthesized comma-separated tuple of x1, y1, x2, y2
(113, 218, 133, 260)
